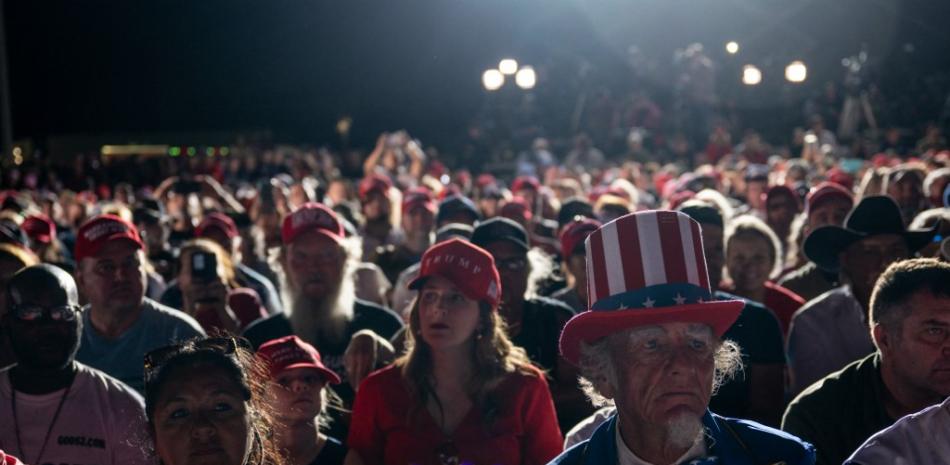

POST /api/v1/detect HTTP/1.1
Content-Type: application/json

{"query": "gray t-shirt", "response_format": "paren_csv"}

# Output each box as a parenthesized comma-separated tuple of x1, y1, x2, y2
(76, 298, 205, 393)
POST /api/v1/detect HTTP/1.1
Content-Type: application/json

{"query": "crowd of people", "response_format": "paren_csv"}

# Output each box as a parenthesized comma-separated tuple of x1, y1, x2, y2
(0, 109, 948, 465)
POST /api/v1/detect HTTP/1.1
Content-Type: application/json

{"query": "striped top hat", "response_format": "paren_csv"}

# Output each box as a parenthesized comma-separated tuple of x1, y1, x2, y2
(559, 210, 744, 365)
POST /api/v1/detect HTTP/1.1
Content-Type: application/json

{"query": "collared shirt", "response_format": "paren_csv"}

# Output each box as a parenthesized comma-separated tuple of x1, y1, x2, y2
(615, 418, 706, 465)
(845, 396, 950, 465)
(787, 285, 875, 395)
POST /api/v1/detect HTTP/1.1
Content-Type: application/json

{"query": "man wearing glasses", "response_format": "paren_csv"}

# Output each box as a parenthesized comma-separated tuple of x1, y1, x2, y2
(0, 265, 153, 465)
(74, 215, 204, 393)
(471, 217, 590, 432)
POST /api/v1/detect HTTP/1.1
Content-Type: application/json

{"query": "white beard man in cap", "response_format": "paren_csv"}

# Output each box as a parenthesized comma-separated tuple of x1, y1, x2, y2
(241, 203, 403, 397)
(549, 210, 815, 465)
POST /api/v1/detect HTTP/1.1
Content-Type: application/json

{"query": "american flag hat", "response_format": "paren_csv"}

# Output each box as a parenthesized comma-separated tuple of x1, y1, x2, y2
(559, 210, 744, 366)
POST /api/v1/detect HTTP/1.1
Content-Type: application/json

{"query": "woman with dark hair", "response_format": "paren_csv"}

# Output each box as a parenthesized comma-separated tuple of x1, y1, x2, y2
(144, 336, 284, 465)
(345, 238, 562, 465)
(257, 336, 346, 465)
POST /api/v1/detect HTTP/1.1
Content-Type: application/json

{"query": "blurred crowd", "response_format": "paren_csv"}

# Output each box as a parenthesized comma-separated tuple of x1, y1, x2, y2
(0, 92, 949, 464)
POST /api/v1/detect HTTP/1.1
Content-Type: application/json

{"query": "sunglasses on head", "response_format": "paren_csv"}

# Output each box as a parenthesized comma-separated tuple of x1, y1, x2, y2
(12, 304, 83, 322)
(144, 336, 252, 384)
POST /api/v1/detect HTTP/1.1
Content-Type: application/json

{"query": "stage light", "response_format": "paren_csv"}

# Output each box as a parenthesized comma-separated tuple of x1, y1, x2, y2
(220, 147, 230, 156)
(725, 41, 739, 54)
(785, 60, 807, 83)
(168, 146, 181, 157)
(515, 66, 536, 89)
(499, 58, 518, 75)
(205, 147, 215, 156)
(186, 146, 197, 157)
(482, 69, 504, 91)
(742, 65, 762, 86)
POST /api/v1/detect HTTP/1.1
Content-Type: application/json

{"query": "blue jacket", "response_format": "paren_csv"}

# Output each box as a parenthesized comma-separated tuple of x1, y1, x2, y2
(549, 410, 815, 465)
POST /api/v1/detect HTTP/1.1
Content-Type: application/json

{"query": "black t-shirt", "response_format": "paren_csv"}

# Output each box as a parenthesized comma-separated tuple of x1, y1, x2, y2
(709, 290, 786, 418)
(310, 436, 347, 465)
(511, 296, 575, 377)
(241, 298, 404, 376)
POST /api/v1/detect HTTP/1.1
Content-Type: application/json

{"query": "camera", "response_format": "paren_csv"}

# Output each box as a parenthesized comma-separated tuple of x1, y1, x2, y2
(190, 251, 218, 282)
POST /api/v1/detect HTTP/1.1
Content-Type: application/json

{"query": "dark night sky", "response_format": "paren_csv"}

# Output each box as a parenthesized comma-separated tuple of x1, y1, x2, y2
(6, 0, 950, 150)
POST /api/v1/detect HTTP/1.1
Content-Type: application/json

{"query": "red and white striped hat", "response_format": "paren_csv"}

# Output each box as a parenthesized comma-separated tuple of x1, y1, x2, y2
(559, 210, 744, 366)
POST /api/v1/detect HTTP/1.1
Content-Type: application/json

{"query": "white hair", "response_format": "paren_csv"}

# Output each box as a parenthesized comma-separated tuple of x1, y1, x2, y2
(526, 247, 556, 299)
(269, 235, 362, 346)
(576, 326, 742, 408)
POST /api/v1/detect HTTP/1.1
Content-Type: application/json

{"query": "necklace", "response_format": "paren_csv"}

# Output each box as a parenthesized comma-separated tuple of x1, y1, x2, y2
(11, 382, 73, 465)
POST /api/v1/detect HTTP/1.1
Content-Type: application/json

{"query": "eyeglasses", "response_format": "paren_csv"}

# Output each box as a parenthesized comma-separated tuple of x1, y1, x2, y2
(436, 441, 460, 465)
(144, 336, 251, 384)
(12, 304, 83, 322)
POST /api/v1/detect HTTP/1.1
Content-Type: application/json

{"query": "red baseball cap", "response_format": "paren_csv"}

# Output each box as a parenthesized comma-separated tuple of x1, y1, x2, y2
(500, 197, 533, 223)
(74, 215, 144, 262)
(22, 215, 56, 245)
(281, 203, 345, 245)
(256, 335, 341, 384)
(511, 175, 541, 193)
(806, 182, 854, 215)
(358, 174, 393, 201)
(402, 187, 436, 214)
(409, 238, 502, 308)
(196, 212, 239, 240)
(559, 218, 601, 259)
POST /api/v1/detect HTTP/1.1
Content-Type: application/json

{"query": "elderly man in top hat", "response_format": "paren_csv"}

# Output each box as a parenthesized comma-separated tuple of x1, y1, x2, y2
(786, 196, 938, 394)
(549, 210, 815, 465)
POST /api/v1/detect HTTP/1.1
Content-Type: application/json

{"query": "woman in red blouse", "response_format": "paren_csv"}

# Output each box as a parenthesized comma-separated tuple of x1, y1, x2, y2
(345, 238, 562, 465)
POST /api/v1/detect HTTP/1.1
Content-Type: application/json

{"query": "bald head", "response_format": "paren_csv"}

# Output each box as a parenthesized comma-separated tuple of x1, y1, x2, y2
(8, 264, 79, 309)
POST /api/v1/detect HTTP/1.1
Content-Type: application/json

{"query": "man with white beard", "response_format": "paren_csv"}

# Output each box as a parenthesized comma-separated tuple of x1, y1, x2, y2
(242, 202, 403, 396)
(549, 210, 815, 465)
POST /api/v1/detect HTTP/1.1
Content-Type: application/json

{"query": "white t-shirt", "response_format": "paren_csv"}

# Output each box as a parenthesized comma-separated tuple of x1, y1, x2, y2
(0, 363, 156, 465)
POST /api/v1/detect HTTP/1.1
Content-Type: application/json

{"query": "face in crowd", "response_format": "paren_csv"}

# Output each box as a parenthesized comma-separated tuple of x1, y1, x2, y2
(77, 240, 147, 314)
(284, 230, 346, 303)
(417, 275, 483, 351)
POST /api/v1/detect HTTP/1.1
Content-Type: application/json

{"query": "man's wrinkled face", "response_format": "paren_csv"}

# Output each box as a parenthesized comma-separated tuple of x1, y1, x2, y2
(78, 241, 147, 314)
(882, 290, 950, 399)
(284, 231, 345, 302)
(613, 323, 716, 431)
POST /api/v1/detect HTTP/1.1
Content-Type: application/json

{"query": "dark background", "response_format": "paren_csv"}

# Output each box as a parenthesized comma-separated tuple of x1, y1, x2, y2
(6, 0, 950, 150)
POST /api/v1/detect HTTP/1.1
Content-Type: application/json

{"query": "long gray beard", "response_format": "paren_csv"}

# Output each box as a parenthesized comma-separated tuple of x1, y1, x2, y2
(283, 273, 355, 347)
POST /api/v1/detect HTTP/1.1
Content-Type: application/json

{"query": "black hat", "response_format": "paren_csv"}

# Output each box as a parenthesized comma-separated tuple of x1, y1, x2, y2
(471, 217, 529, 252)
(436, 195, 481, 225)
(557, 197, 595, 229)
(435, 223, 474, 243)
(804, 195, 938, 271)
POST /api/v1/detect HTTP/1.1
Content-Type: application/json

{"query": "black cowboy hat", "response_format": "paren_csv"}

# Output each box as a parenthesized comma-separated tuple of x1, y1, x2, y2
(804, 195, 938, 272)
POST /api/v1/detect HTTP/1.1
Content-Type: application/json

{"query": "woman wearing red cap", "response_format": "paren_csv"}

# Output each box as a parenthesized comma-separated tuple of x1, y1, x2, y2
(258, 335, 346, 465)
(345, 239, 562, 465)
